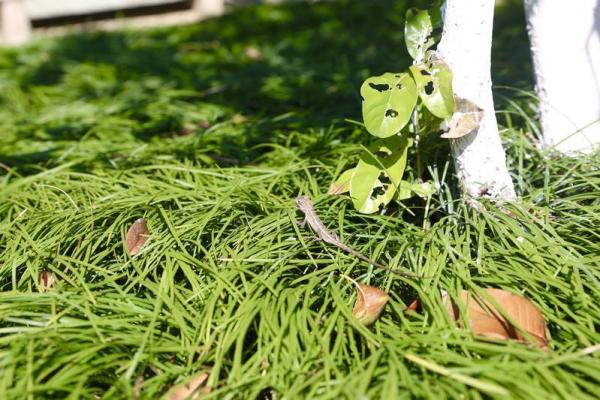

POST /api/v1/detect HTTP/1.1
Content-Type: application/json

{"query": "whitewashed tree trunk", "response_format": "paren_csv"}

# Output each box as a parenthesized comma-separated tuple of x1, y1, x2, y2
(438, 0, 516, 200)
(524, 0, 600, 154)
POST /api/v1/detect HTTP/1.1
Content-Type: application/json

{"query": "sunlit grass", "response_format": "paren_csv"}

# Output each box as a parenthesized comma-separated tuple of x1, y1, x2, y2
(0, 0, 599, 398)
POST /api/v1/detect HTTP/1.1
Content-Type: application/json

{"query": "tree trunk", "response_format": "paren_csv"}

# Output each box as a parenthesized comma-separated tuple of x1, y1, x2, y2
(524, 0, 600, 154)
(438, 0, 516, 200)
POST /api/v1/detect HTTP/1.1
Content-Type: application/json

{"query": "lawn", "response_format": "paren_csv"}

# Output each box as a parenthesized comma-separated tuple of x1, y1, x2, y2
(0, 0, 599, 398)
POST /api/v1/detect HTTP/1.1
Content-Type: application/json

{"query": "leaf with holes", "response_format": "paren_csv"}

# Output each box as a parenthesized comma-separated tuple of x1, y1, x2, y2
(361, 73, 417, 138)
(350, 137, 412, 213)
(410, 54, 455, 119)
(405, 8, 441, 61)
(126, 218, 149, 256)
(328, 168, 355, 195)
(352, 284, 390, 326)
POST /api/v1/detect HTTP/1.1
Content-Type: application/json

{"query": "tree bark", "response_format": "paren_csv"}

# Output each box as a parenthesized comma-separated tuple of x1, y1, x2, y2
(438, 0, 516, 200)
(524, 0, 600, 154)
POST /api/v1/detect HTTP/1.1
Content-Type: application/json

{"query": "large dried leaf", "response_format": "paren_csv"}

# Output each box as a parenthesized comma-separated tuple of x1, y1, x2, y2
(440, 97, 484, 139)
(352, 284, 390, 326)
(442, 289, 549, 348)
(406, 289, 549, 348)
(166, 372, 210, 400)
(126, 218, 149, 256)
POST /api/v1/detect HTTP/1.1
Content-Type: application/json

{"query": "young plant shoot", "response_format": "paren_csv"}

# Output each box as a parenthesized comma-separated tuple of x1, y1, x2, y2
(332, 4, 483, 214)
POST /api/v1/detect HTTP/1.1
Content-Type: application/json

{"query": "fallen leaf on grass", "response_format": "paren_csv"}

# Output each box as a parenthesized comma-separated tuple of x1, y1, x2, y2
(244, 46, 263, 60)
(449, 289, 548, 348)
(352, 283, 390, 326)
(38, 271, 56, 292)
(166, 372, 211, 400)
(126, 218, 149, 256)
(408, 289, 549, 348)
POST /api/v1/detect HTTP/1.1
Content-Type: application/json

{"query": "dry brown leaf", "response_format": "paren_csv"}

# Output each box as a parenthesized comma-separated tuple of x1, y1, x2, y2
(352, 283, 390, 326)
(405, 289, 549, 348)
(442, 289, 549, 348)
(166, 372, 211, 400)
(327, 168, 354, 195)
(244, 46, 263, 60)
(440, 97, 484, 139)
(38, 271, 56, 292)
(328, 183, 347, 195)
(406, 298, 419, 312)
(126, 218, 149, 256)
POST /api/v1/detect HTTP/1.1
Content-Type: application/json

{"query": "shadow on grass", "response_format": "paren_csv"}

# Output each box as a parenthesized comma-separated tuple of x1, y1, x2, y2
(0, 0, 532, 168)
(15, 0, 532, 118)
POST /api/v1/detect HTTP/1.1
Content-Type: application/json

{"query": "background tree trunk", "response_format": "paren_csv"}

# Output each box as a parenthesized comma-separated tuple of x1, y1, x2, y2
(438, 0, 516, 200)
(524, 0, 600, 154)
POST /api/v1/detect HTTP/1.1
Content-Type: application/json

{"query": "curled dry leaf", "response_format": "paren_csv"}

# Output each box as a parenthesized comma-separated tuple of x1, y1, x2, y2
(38, 271, 56, 292)
(406, 289, 549, 348)
(166, 372, 211, 400)
(445, 289, 548, 348)
(126, 218, 149, 256)
(352, 283, 390, 326)
(440, 97, 484, 139)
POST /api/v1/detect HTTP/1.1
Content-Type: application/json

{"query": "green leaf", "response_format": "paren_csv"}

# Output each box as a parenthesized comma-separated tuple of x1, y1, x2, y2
(405, 8, 438, 61)
(328, 168, 355, 195)
(395, 180, 414, 201)
(394, 180, 436, 201)
(409, 53, 455, 119)
(360, 73, 417, 138)
(350, 137, 412, 214)
(411, 181, 436, 198)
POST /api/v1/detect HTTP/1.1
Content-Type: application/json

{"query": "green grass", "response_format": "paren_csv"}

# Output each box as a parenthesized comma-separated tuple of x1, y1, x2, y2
(0, 0, 599, 398)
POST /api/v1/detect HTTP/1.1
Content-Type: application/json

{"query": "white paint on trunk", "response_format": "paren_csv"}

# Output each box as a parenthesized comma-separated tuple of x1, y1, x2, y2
(524, 0, 600, 154)
(438, 0, 516, 200)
